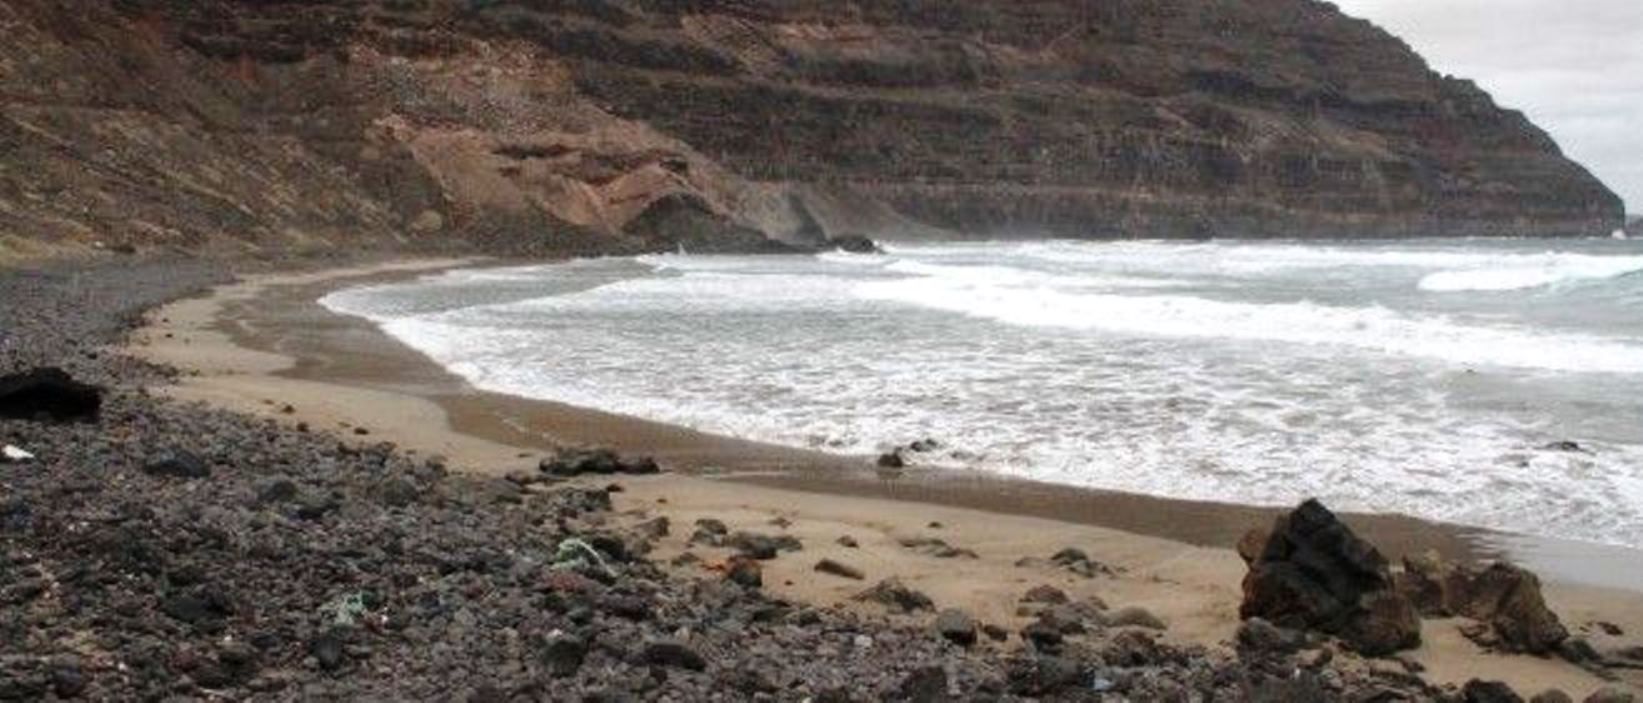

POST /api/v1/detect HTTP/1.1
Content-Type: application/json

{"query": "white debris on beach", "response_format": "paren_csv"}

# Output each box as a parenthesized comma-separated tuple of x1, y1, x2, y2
(2, 445, 36, 463)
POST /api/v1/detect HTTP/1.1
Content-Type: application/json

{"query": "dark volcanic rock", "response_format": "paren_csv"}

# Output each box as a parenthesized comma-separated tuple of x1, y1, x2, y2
(311, 630, 347, 672)
(539, 632, 588, 678)
(726, 555, 763, 589)
(893, 665, 948, 702)
(0, 368, 102, 422)
(876, 450, 906, 469)
(828, 234, 883, 254)
(1237, 617, 1309, 654)
(1542, 440, 1589, 454)
(142, 448, 211, 479)
(1021, 585, 1070, 605)
(934, 609, 978, 646)
(726, 531, 801, 560)
(1239, 499, 1420, 656)
(1398, 554, 1568, 654)
(163, 587, 234, 627)
(1049, 547, 1114, 578)
(1006, 655, 1085, 696)
(1464, 679, 1526, 703)
(854, 578, 935, 613)
(538, 447, 660, 477)
(639, 638, 707, 671)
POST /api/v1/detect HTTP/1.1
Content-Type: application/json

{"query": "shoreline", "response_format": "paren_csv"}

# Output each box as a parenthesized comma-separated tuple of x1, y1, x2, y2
(128, 258, 1643, 696)
(141, 257, 1643, 584)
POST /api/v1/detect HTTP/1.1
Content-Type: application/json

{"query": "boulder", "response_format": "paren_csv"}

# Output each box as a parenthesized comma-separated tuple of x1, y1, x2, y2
(1105, 606, 1167, 631)
(639, 638, 706, 671)
(1021, 585, 1070, 605)
(374, 477, 421, 507)
(1236, 617, 1309, 654)
(1463, 680, 1524, 703)
(876, 450, 906, 469)
(1530, 691, 1574, 703)
(725, 556, 763, 589)
(255, 478, 300, 506)
(853, 578, 934, 613)
(1457, 563, 1569, 655)
(142, 449, 211, 480)
(1397, 550, 1462, 617)
(727, 531, 801, 560)
(934, 609, 977, 646)
(1005, 655, 1085, 696)
(1020, 620, 1064, 651)
(1238, 499, 1420, 656)
(1051, 547, 1109, 577)
(0, 368, 102, 423)
(1398, 554, 1568, 655)
(893, 665, 948, 702)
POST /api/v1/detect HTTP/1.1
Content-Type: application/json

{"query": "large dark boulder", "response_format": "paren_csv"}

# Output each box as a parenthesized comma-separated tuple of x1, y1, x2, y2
(1239, 499, 1420, 656)
(0, 368, 102, 423)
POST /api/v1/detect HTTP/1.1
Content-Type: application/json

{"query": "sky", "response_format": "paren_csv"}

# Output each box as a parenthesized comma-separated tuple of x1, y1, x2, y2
(1331, 0, 1643, 215)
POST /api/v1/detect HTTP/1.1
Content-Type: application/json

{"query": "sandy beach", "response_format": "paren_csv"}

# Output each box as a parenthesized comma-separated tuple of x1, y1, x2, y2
(124, 259, 1643, 697)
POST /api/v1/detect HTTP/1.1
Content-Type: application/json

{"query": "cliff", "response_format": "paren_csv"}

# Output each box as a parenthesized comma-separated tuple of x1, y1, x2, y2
(0, 0, 1624, 259)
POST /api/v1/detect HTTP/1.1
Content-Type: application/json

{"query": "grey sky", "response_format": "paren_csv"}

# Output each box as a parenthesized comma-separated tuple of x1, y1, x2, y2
(1332, 0, 1643, 214)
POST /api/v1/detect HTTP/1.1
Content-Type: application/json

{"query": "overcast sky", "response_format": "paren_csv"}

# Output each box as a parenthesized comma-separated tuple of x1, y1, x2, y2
(1331, 0, 1642, 215)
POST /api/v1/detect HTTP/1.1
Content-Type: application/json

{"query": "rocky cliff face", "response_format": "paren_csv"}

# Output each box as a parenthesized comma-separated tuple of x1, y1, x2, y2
(0, 0, 1624, 260)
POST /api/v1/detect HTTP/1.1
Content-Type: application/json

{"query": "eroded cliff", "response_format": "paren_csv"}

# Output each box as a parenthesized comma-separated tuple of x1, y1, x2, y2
(0, 0, 1624, 259)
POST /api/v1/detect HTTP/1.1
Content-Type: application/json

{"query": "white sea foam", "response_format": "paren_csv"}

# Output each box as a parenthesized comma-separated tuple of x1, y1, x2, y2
(855, 265, 1643, 374)
(1417, 255, 1643, 292)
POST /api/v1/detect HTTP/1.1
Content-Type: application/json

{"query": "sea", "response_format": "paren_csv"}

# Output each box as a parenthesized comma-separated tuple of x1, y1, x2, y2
(322, 238, 1643, 550)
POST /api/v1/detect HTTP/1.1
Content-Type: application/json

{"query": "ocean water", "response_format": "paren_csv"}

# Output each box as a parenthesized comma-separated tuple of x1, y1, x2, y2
(322, 239, 1643, 548)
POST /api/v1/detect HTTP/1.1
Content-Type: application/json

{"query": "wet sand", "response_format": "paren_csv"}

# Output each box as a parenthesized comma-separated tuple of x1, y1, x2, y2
(128, 259, 1643, 697)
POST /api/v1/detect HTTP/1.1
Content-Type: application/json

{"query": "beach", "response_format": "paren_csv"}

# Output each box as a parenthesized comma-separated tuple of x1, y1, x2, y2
(121, 258, 1643, 697)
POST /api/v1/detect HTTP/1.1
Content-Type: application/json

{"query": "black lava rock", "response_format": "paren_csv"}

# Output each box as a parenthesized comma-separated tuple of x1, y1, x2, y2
(0, 368, 102, 423)
(142, 449, 210, 479)
(639, 639, 706, 671)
